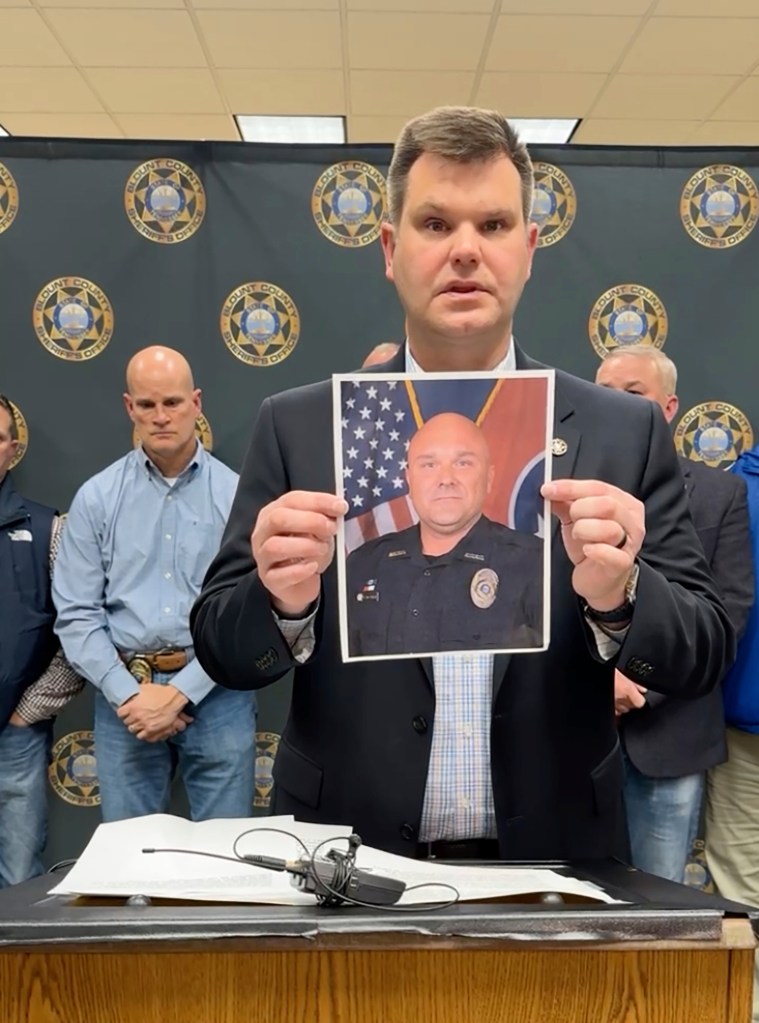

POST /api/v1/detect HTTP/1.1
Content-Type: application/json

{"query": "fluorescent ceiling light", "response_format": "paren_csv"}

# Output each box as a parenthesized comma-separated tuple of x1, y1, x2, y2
(0, 124, 8, 137)
(236, 115, 345, 144)
(508, 119, 578, 144)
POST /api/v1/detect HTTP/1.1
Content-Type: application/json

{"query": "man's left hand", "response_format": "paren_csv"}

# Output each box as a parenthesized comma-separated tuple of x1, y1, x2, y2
(117, 684, 189, 742)
(541, 479, 644, 612)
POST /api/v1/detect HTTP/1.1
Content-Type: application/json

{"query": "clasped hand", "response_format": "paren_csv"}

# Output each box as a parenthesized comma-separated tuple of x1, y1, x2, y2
(117, 683, 192, 742)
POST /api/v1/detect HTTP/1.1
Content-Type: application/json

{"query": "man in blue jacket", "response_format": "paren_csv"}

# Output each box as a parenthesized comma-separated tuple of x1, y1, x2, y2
(706, 442, 759, 1023)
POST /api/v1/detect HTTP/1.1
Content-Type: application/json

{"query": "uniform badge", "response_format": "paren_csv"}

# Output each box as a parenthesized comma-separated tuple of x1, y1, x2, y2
(470, 568, 498, 609)
(356, 579, 379, 602)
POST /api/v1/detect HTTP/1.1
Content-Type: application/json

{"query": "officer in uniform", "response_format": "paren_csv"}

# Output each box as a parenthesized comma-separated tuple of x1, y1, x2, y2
(346, 412, 543, 656)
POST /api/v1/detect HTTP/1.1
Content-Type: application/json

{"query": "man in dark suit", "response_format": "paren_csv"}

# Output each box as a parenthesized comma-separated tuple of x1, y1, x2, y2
(191, 106, 734, 862)
(596, 344, 753, 881)
(346, 412, 543, 656)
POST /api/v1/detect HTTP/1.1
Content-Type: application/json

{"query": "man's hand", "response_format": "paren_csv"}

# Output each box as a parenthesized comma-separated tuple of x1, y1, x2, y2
(541, 479, 644, 612)
(117, 684, 192, 742)
(8, 711, 29, 728)
(251, 491, 348, 617)
(614, 670, 647, 716)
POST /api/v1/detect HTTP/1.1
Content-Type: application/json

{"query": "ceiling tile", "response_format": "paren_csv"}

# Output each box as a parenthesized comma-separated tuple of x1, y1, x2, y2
(655, 0, 759, 13)
(39, 0, 183, 7)
(85, 69, 226, 114)
(44, 10, 207, 67)
(499, 0, 650, 10)
(347, 0, 493, 10)
(114, 113, 240, 140)
(619, 18, 759, 75)
(710, 78, 759, 121)
(591, 74, 739, 120)
(194, 0, 337, 6)
(348, 114, 409, 142)
(219, 69, 344, 114)
(476, 72, 606, 116)
(0, 68, 103, 113)
(572, 118, 698, 145)
(197, 11, 342, 69)
(687, 121, 759, 145)
(0, 9, 72, 65)
(486, 15, 641, 73)
(0, 0, 32, 6)
(350, 70, 473, 116)
(348, 13, 490, 70)
(0, 112, 122, 137)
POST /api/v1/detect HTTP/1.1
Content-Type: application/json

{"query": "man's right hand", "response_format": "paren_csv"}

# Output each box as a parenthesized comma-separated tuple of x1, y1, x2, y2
(251, 491, 348, 617)
(614, 670, 647, 716)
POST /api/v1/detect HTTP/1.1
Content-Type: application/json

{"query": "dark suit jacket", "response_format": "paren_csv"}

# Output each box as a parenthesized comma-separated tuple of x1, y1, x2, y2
(190, 346, 735, 861)
(620, 457, 754, 778)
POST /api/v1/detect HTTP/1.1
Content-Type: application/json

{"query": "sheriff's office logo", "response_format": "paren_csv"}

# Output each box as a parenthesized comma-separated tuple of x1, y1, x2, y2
(588, 284, 668, 358)
(220, 281, 300, 367)
(133, 412, 212, 451)
(680, 165, 758, 249)
(312, 161, 387, 248)
(254, 731, 280, 809)
(0, 162, 19, 234)
(530, 162, 576, 247)
(33, 277, 114, 361)
(48, 730, 100, 807)
(125, 159, 206, 244)
(8, 399, 28, 470)
(674, 401, 753, 469)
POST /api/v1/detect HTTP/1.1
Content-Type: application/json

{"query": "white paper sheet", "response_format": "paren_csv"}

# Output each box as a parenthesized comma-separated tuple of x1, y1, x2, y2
(50, 814, 622, 906)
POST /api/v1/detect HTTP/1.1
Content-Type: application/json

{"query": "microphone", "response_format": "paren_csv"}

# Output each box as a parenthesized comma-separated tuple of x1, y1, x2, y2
(243, 841, 406, 907)
(142, 831, 408, 908)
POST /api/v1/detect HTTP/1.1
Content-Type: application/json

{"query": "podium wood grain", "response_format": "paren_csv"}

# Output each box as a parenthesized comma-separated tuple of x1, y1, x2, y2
(1, 919, 754, 1023)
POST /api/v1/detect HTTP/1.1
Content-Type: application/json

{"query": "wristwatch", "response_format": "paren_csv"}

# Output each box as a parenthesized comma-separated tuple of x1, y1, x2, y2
(583, 562, 639, 624)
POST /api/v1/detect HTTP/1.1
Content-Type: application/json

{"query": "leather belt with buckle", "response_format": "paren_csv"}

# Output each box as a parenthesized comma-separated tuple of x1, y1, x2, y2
(120, 648, 189, 682)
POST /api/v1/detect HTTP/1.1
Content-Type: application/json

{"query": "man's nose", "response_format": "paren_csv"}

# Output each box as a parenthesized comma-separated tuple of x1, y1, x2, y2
(449, 226, 481, 267)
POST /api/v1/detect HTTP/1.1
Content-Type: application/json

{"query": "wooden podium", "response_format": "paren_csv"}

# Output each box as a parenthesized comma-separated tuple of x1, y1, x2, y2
(0, 867, 756, 1023)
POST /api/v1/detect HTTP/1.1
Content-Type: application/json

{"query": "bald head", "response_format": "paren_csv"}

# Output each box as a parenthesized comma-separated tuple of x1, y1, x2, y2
(124, 346, 201, 475)
(407, 413, 494, 545)
(126, 345, 194, 395)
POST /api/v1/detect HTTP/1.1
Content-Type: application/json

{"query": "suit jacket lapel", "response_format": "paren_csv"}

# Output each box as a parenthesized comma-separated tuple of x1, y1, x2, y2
(681, 461, 694, 500)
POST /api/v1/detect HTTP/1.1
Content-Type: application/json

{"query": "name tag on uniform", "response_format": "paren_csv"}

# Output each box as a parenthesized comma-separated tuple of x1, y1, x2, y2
(8, 529, 32, 542)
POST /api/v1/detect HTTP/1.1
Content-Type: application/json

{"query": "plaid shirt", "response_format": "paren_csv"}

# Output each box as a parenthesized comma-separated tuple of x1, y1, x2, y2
(14, 515, 84, 724)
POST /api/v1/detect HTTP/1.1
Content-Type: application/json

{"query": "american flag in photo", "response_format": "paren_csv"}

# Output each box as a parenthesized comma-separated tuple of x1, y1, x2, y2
(340, 379, 419, 553)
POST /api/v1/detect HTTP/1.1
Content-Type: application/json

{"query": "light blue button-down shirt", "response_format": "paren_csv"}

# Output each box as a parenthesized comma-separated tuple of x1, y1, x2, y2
(53, 443, 239, 709)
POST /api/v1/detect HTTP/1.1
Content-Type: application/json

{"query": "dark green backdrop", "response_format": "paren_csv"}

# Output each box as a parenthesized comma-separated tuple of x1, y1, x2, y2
(1, 137, 756, 886)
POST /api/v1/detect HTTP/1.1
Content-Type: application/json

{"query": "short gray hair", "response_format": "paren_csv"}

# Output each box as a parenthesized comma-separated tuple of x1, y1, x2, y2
(387, 106, 534, 225)
(603, 344, 678, 394)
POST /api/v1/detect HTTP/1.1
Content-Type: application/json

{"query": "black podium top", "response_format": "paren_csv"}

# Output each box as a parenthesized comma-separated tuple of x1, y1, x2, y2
(0, 859, 756, 952)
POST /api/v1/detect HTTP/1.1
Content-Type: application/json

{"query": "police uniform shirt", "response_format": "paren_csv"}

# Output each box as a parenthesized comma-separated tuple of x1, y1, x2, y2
(346, 514, 543, 657)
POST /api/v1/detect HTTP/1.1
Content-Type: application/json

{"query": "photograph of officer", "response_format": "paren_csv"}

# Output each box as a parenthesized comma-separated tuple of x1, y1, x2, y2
(345, 411, 545, 658)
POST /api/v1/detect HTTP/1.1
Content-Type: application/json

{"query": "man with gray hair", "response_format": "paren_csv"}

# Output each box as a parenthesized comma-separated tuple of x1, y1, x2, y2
(596, 343, 754, 882)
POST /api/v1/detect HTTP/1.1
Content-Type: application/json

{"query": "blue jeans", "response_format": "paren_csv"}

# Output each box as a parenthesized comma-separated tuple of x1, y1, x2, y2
(94, 676, 256, 822)
(622, 750, 704, 883)
(0, 720, 52, 888)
